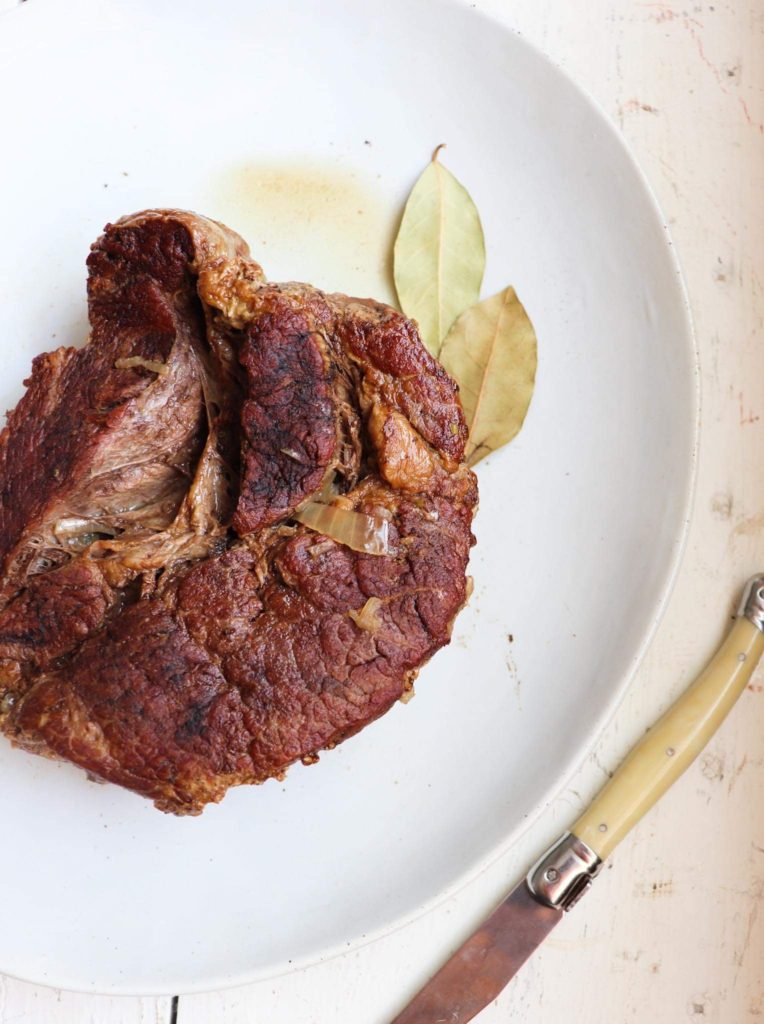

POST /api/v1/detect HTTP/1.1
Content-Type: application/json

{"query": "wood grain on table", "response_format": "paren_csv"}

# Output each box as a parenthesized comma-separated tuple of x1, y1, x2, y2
(1, 0, 762, 1021)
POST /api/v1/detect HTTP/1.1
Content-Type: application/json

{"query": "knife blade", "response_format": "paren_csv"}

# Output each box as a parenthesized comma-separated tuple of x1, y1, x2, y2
(391, 883, 560, 1024)
(392, 574, 764, 1024)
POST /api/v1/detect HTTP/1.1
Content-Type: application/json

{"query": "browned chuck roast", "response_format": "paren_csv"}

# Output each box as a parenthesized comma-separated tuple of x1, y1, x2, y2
(0, 210, 477, 814)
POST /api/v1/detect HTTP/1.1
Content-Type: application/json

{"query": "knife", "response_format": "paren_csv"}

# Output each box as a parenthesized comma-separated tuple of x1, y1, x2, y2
(392, 574, 764, 1024)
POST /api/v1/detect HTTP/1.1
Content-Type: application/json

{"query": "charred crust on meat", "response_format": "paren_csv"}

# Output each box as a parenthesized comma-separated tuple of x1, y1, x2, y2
(0, 209, 477, 814)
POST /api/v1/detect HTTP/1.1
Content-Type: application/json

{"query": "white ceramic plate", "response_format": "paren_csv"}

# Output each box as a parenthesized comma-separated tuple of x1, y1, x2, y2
(0, 0, 696, 995)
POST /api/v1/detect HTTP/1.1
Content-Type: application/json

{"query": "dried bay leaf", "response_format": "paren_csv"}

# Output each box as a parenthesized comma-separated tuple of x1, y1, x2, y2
(440, 286, 537, 466)
(393, 146, 485, 357)
(393, 149, 536, 462)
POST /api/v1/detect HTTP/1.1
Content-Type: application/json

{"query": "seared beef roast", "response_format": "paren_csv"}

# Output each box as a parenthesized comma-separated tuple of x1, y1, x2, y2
(0, 210, 477, 814)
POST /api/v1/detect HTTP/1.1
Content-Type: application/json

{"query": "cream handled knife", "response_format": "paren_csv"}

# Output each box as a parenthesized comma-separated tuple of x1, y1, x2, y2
(392, 575, 764, 1024)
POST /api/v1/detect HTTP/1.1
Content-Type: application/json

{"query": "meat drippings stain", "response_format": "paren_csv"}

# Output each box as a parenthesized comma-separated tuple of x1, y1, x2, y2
(206, 161, 397, 303)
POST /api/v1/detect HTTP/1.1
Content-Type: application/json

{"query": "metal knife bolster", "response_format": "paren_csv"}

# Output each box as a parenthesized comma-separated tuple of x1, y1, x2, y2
(739, 573, 764, 631)
(527, 832, 602, 911)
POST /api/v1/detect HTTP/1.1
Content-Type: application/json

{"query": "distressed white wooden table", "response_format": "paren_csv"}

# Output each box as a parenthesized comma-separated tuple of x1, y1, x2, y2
(2, 1, 762, 1021)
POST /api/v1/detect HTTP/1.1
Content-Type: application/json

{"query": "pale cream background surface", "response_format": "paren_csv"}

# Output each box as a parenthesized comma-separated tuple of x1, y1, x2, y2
(0, 0, 762, 1021)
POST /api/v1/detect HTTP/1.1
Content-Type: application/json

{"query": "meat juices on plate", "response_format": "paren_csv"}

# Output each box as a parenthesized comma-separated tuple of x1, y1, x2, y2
(0, 210, 477, 814)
